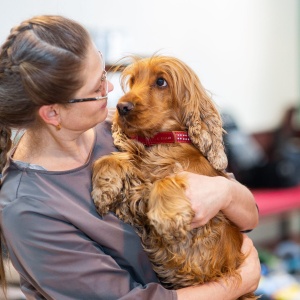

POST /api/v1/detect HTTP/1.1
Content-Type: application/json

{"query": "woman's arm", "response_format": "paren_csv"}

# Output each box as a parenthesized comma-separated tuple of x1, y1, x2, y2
(184, 173, 259, 231)
(176, 235, 261, 300)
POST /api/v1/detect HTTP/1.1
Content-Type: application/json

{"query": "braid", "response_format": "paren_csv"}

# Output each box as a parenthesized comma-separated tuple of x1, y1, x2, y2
(0, 127, 12, 176)
(0, 21, 33, 73)
(0, 126, 11, 297)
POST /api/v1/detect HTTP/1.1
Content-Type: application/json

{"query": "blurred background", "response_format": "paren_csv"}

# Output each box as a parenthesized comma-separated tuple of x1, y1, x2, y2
(0, 0, 299, 299)
(0, 0, 299, 134)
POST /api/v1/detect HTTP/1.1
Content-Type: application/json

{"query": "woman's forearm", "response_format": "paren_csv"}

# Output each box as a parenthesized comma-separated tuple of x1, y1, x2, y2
(185, 173, 259, 231)
(176, 271, 254, 300)
(177, 280, 237, 300)
(222, 178, 259, 231)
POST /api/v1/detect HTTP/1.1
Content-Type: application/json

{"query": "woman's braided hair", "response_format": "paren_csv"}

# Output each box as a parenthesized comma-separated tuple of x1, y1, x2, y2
(0, 15, 90, 174)
(0, 15, 91, 292)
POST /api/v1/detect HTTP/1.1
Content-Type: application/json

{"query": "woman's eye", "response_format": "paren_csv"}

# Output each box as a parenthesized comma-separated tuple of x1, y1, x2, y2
(156, 78, 167, 87)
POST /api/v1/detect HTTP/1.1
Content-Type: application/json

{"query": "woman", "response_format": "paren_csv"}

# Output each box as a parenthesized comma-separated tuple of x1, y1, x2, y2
(0, 15, 260, 299)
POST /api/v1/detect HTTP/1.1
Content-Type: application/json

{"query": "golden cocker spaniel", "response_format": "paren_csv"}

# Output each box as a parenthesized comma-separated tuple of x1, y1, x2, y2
(92, 55, 257, 300)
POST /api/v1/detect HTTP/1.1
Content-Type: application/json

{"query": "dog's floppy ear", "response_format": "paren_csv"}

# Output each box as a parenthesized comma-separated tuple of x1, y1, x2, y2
(170, 59, 228, 171)
(186, 96, 228, 171)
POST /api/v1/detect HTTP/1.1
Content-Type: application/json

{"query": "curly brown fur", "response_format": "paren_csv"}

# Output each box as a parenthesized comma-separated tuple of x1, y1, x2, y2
(92, 55, 257, 299)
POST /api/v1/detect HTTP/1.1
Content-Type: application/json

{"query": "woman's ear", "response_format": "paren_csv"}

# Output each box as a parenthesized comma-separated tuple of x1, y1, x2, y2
(38, 105, 61, 127)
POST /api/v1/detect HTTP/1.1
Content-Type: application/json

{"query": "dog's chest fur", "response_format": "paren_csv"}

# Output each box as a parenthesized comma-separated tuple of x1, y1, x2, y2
(128, 140, 225, 181)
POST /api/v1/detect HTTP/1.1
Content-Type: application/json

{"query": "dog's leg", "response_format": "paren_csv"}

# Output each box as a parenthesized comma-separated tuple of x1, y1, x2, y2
(92, 152, 149, 225)
(147, 173, 194, 240)
(92, 152, 130, 216)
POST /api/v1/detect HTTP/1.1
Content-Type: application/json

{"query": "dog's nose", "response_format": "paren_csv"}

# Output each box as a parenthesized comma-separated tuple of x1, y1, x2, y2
(117, 102, 134, 116)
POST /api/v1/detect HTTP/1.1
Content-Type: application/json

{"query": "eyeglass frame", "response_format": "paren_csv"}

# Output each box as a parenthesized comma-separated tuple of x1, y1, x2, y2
(67, 52, 108, 104)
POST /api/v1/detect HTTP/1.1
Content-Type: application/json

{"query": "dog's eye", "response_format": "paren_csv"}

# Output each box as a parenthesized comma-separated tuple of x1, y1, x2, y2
(156, 78, 167, 87)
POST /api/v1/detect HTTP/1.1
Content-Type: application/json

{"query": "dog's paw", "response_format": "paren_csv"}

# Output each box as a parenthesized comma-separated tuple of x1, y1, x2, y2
(147, 175, 194, 241)
(92, 155, 130, 216)
(92, 152, 149, 222)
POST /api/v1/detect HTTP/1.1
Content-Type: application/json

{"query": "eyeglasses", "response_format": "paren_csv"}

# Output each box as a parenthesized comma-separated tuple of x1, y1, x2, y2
(67, 52, 108, 104)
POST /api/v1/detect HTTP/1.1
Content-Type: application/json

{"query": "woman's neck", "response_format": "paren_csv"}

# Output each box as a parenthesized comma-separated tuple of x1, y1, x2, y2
(13, 126, 95, 171)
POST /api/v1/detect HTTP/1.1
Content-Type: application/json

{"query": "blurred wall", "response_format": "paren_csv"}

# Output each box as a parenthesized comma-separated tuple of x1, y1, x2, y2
(0, 0, 299, 133)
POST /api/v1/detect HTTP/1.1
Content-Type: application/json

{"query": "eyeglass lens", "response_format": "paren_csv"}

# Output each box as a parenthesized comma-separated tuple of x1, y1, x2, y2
(66, 51, 108, 103)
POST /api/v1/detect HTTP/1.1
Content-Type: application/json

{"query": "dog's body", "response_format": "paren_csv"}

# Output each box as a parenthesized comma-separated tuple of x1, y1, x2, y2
(92, 56, 257, 299)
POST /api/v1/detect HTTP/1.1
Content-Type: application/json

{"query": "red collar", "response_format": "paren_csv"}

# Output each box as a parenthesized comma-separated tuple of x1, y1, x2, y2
(131, 131, 191, 146)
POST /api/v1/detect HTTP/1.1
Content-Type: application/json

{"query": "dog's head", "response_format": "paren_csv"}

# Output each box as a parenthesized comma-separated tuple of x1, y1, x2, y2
(113, 55, 227, 170)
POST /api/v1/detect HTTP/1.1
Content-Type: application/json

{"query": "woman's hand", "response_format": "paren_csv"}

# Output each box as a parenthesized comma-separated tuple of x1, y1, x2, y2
(184, 172, 259, 230)
(237, 235, 261, 295)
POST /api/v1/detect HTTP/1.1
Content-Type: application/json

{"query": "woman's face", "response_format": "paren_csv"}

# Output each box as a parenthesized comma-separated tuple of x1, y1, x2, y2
(59, 43, 114, 132)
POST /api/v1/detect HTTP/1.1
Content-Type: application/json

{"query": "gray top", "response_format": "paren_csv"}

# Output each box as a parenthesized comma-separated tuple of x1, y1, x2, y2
(0, 120, 176, 300)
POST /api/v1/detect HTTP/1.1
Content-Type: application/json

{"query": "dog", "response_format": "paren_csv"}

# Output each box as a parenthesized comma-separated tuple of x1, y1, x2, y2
(92, 55, 257, 299)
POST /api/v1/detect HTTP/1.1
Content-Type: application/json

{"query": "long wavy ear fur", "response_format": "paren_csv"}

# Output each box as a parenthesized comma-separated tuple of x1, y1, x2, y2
(165, 57, 228, 171)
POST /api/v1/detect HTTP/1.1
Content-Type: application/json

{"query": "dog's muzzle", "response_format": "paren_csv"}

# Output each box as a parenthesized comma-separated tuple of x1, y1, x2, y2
(117, 102, 134, 116)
